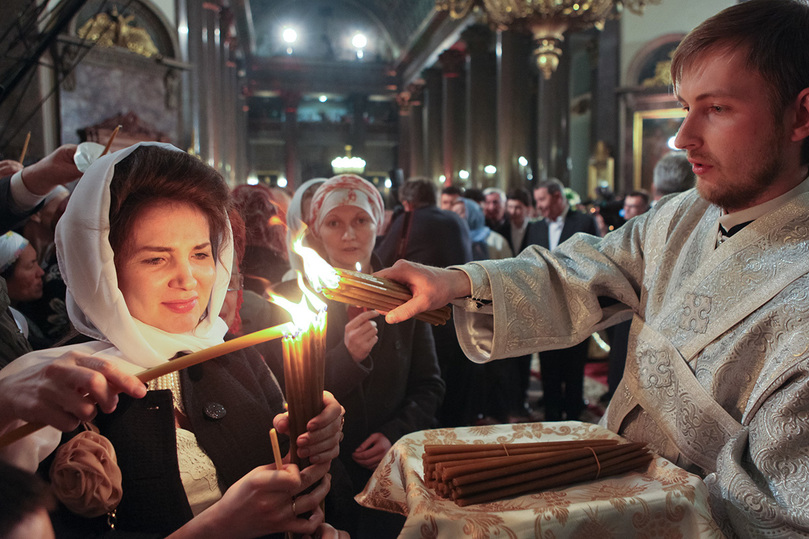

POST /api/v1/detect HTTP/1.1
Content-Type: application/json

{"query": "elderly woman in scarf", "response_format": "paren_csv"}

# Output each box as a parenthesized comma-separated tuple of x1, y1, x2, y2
(270, 174, 444, 536)
(0, 231, 46, 360)
(0, 143, 345, 538)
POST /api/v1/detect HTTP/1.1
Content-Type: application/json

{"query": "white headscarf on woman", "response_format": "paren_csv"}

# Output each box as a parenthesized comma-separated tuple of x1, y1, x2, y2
(55, 141, 231, 368)
(285, 177, 326, 275)
(0, 141, 232, 471)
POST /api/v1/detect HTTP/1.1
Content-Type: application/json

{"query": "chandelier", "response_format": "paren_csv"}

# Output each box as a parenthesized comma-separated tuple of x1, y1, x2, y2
(331, 145, 366, 175)
(437, 0, 660, 79)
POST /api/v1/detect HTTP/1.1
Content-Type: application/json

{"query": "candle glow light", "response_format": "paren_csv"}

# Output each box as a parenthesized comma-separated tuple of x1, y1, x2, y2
(269, 273, 328, 468)
(293, 236, 451, 325)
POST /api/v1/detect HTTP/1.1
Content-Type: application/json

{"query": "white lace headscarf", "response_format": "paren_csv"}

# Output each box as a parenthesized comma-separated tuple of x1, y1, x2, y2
(285, 177, 327, 275)
(0, 142, 232, 470)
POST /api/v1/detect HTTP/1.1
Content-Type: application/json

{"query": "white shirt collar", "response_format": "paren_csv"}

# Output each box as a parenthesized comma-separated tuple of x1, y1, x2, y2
(718, 174, 809, 231)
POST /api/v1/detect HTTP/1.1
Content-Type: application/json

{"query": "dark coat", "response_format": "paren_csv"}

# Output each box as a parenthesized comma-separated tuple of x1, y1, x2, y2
(1, 174, 43, 234)
(46, 347, 286, 538)
(374, 206, 472, 268)
(524, 208, 599, 249)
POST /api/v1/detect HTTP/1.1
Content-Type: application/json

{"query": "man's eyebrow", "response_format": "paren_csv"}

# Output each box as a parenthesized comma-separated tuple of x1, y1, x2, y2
(676, 89, 740, 103)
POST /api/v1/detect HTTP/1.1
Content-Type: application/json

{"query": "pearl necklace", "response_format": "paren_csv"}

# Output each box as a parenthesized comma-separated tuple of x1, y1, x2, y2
(147, 370, 185, 414)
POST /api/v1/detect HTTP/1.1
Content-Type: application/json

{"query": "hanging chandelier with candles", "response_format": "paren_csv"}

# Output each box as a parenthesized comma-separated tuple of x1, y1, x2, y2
(437, 0, 660, 79)
(331, 145, 367, 175)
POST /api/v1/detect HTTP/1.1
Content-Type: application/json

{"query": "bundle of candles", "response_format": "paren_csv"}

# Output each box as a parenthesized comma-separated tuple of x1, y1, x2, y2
(281, 307, 327, 467)
(423, 439, 653, 507)
(269, 276, 329, 468)
(322, 267, 451, 326)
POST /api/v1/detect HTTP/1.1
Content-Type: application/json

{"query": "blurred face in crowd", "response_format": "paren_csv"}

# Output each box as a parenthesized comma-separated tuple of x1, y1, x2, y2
(483, 193, 505, 222)
(506, 199, 530, 228)
(440, 192, 460, 210)
(623, 195, 650, 220)
(6, 244, 44, 303)
(116, 201, 217, 334)
(450, 199, 466, 219)
(534, 187, 565, 221)
(317, 205, 377, 272)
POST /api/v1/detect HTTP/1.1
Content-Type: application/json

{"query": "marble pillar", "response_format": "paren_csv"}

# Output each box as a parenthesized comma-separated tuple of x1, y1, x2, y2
(463, 24, 497, 189)
(440, 48, 466, 186)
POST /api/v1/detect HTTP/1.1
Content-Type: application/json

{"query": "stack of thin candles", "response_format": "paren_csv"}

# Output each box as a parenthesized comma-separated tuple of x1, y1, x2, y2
(423, 439, 653, 506)
(282, 307, 327, 468)
(320, 267, 451, 326)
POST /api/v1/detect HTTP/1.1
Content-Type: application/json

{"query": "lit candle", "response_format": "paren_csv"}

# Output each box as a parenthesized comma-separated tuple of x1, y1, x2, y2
(269, 275, 328, 468)
(0, 322, 295, 448)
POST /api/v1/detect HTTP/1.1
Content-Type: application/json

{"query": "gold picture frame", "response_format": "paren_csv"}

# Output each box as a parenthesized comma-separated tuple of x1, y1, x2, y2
(632, 108, 686, 191)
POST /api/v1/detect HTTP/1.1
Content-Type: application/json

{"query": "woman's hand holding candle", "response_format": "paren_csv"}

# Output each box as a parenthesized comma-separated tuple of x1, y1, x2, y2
(274, 391, 344, 465)
(344, 310, 380, 362)
(170, 463, 331, 539)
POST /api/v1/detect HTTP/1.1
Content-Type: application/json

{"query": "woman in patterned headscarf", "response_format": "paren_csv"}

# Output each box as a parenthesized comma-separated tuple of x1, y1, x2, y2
(270, 174, 445, 536)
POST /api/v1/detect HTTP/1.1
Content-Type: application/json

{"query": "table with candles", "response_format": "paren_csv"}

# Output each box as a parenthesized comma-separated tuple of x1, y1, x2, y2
(355, 421, 723, 538)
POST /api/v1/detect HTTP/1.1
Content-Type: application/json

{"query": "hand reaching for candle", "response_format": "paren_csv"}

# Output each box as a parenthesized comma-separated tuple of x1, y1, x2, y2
(171, 463, 331, 538)
(375, 260, 471, 324)
(0, 159, 23, 177)
(344, 309, 380, 362)
(0, 352, 147, 435)
(352, 432, 392, 470)
(274, 390, 344, 465)
(17, 144, 80, 196)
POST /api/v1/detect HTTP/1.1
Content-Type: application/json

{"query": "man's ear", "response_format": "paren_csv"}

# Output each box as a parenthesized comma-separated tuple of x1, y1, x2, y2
(402, 200, 413, 212)
(790, 87, 809, 142)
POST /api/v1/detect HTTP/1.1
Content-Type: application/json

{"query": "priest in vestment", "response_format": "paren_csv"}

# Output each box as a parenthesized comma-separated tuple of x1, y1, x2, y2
(379, 1, 809, 537)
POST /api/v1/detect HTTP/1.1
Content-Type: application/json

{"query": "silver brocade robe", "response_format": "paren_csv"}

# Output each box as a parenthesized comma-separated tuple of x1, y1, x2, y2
(451, 189, 809, 538)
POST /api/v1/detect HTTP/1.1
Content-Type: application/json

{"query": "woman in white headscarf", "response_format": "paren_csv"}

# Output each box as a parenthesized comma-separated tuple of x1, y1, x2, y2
(285, 177, 327, 277)
(268, 174, 445, 536)
(0, 143, 345, 538)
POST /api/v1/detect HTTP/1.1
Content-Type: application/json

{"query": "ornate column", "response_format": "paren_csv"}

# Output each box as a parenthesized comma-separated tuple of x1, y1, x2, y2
(396, 89, 413, 179)
(496, 30, 533, 190)
(463, 24, 496, 188)
(350, 93, 368, 156)
(592, 18, 620, 194)
(202, 2, 222, 167)
(537, 37, 571, 183)
(408, 82, 425, 178)
(440, 48, 466, 186)
(423, 67, 443, 182)
(282, 90, 301, 188)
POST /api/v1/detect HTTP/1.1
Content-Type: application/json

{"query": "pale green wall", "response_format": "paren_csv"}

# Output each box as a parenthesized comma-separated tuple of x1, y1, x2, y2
(621, 0, 735, 86)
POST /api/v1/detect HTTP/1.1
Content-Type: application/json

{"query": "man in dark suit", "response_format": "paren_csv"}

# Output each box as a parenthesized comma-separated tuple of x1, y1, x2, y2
(375, 178, 477, 427)
(528, 178, 599, 420)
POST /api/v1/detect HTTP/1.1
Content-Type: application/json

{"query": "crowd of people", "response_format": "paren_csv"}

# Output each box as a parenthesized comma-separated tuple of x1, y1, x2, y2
(1, 0, 808, 537)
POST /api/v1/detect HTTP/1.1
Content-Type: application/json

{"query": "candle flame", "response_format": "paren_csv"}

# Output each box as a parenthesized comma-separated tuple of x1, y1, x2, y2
(267, 274, 326, 335)
(268, 215, 286, 228)
(292, 235, 339, 291)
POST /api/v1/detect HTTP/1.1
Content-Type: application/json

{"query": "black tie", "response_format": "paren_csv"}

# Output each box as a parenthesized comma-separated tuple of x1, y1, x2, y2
(719, 220, 753, 238)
